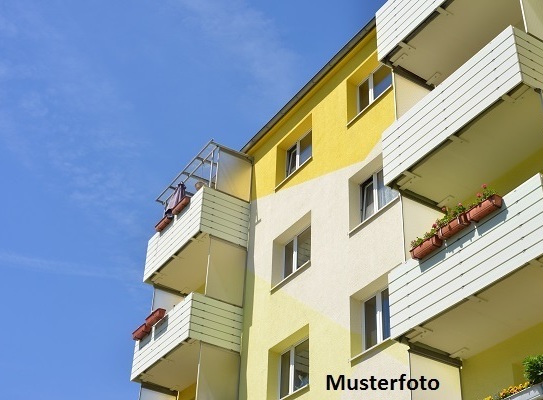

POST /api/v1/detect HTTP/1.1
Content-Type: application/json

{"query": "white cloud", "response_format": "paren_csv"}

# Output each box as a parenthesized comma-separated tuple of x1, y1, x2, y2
(173, 0, 300, 102)
(0, 1, 147, 232)
(0, 250, 141, 283)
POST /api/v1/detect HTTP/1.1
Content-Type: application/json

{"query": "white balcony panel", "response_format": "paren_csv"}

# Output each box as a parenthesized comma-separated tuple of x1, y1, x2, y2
(376, 0, 444, 61)
(144, 186, 250, 282)
(382, 26, 543, 187)
(389, 174, 543, 339)
(131, 292, 243, 381)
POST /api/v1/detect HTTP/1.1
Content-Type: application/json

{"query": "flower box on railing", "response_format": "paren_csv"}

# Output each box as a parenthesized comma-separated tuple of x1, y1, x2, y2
(145, 308, 166, 327)
(171, 196, 190, 215)
(155, 216, 172, 232)
(132, 323, 152, 341)
(468, 194, 503, 222)
(410, 235, 443, 260)
(437, 213, 470, 240)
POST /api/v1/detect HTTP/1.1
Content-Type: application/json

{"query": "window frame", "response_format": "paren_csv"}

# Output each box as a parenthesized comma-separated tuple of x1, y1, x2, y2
(360, 169, 398, 222)
(279, 338, 309, 398)
(283, 226, 311, 280)
(285, 130, 312, 177)
(357, 65, 392, 113)
(362, 288, 390, 351)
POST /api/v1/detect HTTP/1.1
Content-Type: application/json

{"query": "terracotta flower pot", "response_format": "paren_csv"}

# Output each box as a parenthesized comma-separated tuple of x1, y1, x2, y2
(410, 235, 443, 260)
(437, 213, 470, 240)
(171, 196, 190, 215)
(467, 194, 503, 222)
(155, 216, 172, 232)
(132, 323, 152, 341)
(145, 308, 166, 327)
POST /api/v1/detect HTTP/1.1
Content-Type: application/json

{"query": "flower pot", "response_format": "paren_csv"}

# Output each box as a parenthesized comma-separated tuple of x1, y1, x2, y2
(145, 308, 166, 327)
(171, 196, 190, 215)
(132, 323, 152, 341)
(410, 235, 443, 260)
(437, 213, 470, 240)
(467, 194, 503, 222)
(155, 216, 172, 232)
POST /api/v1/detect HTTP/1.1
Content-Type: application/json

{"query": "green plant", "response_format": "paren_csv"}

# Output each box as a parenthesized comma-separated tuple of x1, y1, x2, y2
(435, 202, 467, 228)
(410, 226, 437, 248)
(470, 183, 497, 208)
(523, 355, 543, 385)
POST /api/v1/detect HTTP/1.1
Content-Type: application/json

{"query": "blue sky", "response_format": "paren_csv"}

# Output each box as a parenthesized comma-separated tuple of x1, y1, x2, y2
(0, 1, 385, 398)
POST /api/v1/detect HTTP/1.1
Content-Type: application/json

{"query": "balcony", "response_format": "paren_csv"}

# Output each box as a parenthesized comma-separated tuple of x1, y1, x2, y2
(376, 0, 543, 85)
(144, 141, 251, 300)
(382, 26, 543, 207)
(145, 185, 249, 282)
(131, 292, 243, 393)
(388, 174, 543, 358)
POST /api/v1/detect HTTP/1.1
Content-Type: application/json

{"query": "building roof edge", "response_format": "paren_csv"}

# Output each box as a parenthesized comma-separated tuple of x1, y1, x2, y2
(240, 17, 376, 154)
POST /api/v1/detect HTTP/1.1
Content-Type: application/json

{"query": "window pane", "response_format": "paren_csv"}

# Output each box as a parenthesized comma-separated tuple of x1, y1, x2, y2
(299, 132, 312, 165)
(280, 351, 291, 398)
(364, 296, 377, 349)
(381, 289, 390, 340)
(286, 145, 297, 176)
(294, 340, 309, 391)
(361, 180, 375, 221)
(296, 227, 311, 268)
(284, 240, 294, 278)
(358, 80, 370, 111)
(373, 66, 392, 99)
(376, 170, 398, 209)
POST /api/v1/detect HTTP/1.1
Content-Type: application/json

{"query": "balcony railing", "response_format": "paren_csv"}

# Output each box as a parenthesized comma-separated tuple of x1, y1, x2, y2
(388, 174, 543, 356)
(144, 186, 250, 283)
(376, 0, 542, 85)
(131, 292, 243, 388)
(382, 26, 543, 206)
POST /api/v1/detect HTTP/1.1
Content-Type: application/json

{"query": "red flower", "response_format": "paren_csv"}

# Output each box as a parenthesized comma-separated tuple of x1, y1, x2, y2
(482, 184, 487, 189)
(477, 192, 482, 198)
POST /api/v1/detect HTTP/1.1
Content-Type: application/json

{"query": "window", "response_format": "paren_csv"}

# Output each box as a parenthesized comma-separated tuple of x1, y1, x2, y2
(284, 226, 311, 279)
(358, 65, 392, 112)
(286, 131, 312, 177)
(363, 289, 390, 350)
(280, 339, 309, 398)
(361, 170, 398, 222)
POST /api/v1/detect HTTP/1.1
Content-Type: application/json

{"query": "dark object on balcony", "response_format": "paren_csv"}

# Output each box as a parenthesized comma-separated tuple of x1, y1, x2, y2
(410, 235, 443, 260)
(438, 213, 470, 240)
(132, 323, 152, 341)
(145, 308, 166, 327)
(467, 194, 503, 222)
(165, 183, 186, 216)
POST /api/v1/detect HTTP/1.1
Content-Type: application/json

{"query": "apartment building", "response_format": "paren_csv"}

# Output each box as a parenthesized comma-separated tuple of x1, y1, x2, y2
(129, 1, 543, 399)
(376, 0, 543, 399)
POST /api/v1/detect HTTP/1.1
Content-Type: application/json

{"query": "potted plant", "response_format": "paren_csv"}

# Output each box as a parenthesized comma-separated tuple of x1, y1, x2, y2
(437, 203, 470, 240)
(523, 355, 543, 385)
(410, 226, 443, 260)
(132, 323, 152, 341)
(145, 308, 166, 327)
(468, 184, 503, 222)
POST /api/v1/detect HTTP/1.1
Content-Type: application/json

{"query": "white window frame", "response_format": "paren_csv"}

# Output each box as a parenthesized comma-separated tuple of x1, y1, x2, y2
(283, 226, 311, 279)
(357, 65, 392, 113)
(360, 169, 398, 222)
(362, 288, 390, 350)
(279, 338, 309, 398)
(286, 130, 312, 177)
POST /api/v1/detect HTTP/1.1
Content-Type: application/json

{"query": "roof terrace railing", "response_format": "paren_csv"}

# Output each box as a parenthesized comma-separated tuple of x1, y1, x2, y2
(155, 140, 252, 209)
